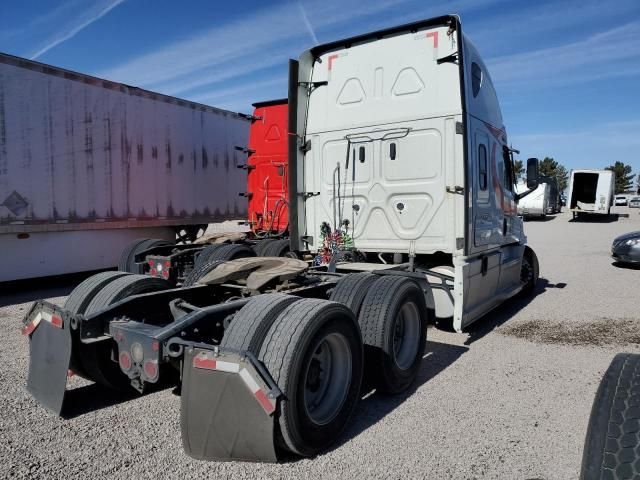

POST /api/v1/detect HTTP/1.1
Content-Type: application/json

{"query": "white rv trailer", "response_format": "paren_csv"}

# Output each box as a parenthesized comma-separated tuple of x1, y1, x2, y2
(515, 181, 549, 218)
(0, 53, 250, 281)
(291, 15, 538, 332)
(566, 169, 615, 219)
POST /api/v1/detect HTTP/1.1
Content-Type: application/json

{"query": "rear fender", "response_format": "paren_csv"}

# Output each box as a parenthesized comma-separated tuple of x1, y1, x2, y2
(179, 343, 282, 462)
(22, 301, 75, 415)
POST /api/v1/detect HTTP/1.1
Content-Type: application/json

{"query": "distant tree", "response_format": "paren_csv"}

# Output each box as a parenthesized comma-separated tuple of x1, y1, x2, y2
(637, 173, 640, 194)
(514, 159, 524, 180)
(605, 161, 634, 194)
(538, 157, 569, 191)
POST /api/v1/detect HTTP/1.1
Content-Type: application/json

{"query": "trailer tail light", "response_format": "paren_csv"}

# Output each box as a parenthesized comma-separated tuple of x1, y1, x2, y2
(144, 360, 158, 381)
(162, 269, 169, 279)
(151, 340, 159, 352)
(119, 351, 132, 371)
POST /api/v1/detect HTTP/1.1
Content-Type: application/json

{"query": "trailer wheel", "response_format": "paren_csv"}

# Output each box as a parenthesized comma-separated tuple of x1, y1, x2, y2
(520, 246, 539, 296)
(220, 294, 301, 353)
(118, 238, 173, 273)
(329, 273, 378, 317)
(253, 238, 278, 256)
(259, 299, 363, 457)
(181, 260, 224, 287)
(581, 353, 640, 480)
(262, 239, 290, 257)
(358, 275, 428, 394)
(206, 243, 256, 262)
(79, 275, 170, 389)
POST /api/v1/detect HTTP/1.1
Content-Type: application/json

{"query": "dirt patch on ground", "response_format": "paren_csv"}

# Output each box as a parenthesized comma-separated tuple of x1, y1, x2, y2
(499, 318, 640, 347)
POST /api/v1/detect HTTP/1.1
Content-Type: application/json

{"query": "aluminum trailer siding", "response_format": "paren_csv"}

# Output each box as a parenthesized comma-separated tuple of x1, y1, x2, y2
(0, 53, 250, 281)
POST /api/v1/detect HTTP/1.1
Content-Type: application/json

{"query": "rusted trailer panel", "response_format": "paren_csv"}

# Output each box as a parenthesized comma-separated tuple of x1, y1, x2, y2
(0, 53, 250, 232)
(0, 52, 250, 281)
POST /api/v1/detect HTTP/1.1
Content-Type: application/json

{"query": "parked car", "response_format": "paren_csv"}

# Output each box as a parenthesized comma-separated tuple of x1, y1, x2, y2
(615, 195, 628, 206)
(629, 196, 640, 208)
(612, 231, 640, 265)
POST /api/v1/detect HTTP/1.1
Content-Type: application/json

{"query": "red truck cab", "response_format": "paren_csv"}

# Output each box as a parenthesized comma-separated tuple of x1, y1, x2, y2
(247, 99, 289, 234)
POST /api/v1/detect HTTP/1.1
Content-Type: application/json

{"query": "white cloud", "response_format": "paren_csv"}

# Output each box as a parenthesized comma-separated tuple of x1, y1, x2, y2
(29, 0, 127, 59)
(487, 22, 640, 88)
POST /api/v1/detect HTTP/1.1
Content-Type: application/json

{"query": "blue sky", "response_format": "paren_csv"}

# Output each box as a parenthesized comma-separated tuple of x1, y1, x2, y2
(1, 0, 639, 175)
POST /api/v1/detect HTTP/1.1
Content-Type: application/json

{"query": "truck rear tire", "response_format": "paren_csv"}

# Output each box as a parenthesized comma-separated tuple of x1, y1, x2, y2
(262, 239, 290, 257)
(253, 239, 278, 256)
(329, 272, 378, 317)
(193, 244, 224, 268)
(581, 353, 640, 480)
(79, 274, 171, 389)
(118, 238, 173, 273)
(64, 271, 131, 379)
(64, 271, 130, 315)
(259, 299, 363, 457)
(220, 294, 301, 353)
(181, 260, 224, 287)
(358, 275, 428, 394)
(206, 243, 256, 262)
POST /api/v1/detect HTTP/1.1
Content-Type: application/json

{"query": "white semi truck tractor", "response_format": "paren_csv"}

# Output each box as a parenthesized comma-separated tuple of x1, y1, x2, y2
(22, 15, 540, 462)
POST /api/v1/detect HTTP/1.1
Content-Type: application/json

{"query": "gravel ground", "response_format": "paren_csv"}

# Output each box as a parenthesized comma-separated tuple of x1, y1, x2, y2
(1, 208, 639, 479)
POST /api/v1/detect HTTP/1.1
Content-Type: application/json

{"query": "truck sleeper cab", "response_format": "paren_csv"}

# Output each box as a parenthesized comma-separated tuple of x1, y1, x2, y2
(290, 14, 538, 332)
(23, 15, 539, 464)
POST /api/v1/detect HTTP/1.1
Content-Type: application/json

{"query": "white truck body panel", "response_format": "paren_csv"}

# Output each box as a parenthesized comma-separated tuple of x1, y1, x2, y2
(0, 53, 250, 281)
(515, 182, 549, 217)
(293, 16, 528, 332)
(567, 169, 615, 215)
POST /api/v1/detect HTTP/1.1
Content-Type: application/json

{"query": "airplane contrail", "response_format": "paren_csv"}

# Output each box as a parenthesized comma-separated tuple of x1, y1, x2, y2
(30, 0, 127, 59)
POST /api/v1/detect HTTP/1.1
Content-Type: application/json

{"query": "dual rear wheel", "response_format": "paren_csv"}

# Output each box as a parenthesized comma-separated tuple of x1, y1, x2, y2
(222, 273, 428, 458)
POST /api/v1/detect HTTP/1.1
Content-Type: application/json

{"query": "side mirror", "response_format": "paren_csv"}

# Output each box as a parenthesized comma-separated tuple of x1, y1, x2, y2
(526, 158, 539, 189)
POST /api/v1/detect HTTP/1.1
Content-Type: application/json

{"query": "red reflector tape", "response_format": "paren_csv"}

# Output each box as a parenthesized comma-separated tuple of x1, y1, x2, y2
(254, 389, 276, 415)
(50, 315, 63, 328)
(21, 321, 37, 336)
(239, 367, 275, 415)
(193, 356, 216, 370)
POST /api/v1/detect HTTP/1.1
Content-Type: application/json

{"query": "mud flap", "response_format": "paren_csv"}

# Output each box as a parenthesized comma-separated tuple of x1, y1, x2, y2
(24, 303, 72, 416)
(180, 346, 280, 462)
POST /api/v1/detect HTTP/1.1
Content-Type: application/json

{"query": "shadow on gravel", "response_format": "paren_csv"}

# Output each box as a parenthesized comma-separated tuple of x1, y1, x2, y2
(463, 277, 559, 346)
(568, 213, 620, 223)
(61, 373, 178, 419)
(319, 340, 468, 458)
(0, 270, 109, 307)
(61, 383, 139, 419)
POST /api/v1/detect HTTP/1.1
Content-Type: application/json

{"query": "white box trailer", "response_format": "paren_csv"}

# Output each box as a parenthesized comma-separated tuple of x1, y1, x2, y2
(567, 169, 615, 219)
(515, 181, 549, 218)
(0, 53, 250, 281)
